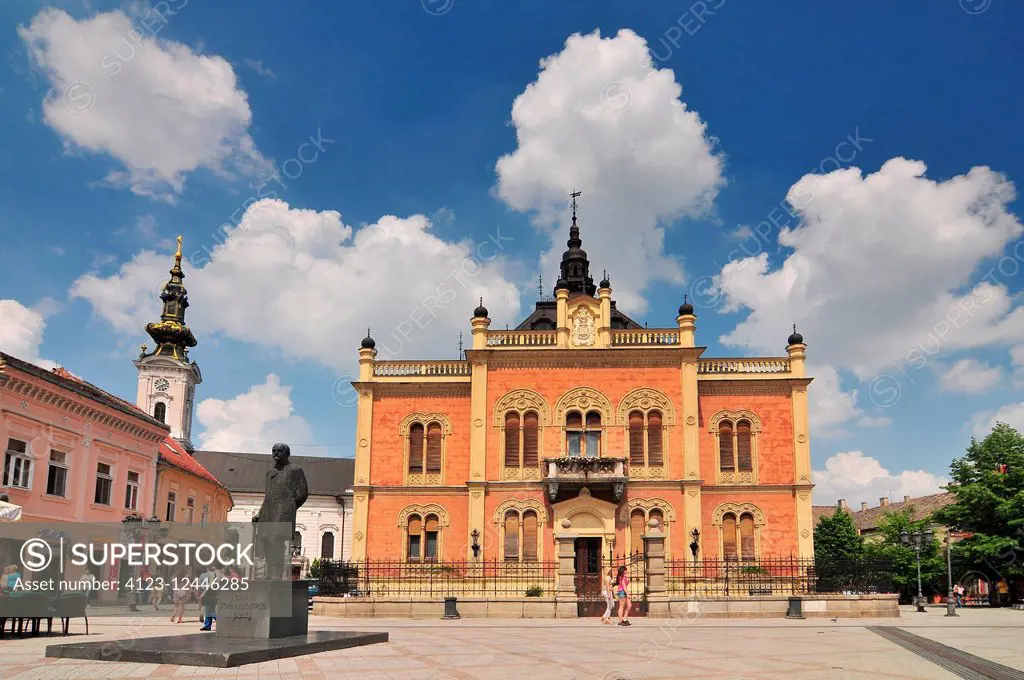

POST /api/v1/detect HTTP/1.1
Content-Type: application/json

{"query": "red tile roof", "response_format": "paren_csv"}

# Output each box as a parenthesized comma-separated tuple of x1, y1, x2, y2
(51, 366, 154, 419)
(160, 437, 229, 492)
(812, 492, 956, 532)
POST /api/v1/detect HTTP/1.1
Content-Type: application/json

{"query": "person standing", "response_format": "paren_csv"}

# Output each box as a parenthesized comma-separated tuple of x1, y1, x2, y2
(199, 567, 221, 631)
(600, 569, 614, 624)
(615, 566, 631, 626)
(171, 568, 190, 623)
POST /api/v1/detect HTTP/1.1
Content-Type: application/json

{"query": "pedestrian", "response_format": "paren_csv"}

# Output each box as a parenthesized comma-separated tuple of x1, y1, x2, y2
(954, 583, 964, 608)
(600, 568, 614, 624)
(615, 566, 631, 626)
(171, 568, 189, 623)
(151, 571, 164, 611)
(996, 579, 1009, 607)
(199, 570, 219, 631)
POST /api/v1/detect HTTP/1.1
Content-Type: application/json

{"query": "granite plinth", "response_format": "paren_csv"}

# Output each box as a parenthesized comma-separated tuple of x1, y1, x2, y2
(46, 630, 388, 668)
(216, 579, 309, 639)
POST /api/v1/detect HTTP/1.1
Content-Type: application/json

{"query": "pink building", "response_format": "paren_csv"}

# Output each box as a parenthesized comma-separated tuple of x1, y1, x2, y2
(0, 352, 168, 522)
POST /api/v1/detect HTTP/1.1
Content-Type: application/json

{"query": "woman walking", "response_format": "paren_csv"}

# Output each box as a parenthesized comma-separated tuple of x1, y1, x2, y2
(600, 569, 614, 624)
(171, 569, 190, 624)
(615, 566, 631, 626)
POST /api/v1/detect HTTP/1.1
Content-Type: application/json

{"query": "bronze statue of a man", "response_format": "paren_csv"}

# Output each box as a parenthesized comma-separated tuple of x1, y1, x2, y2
(252, 443, 309, 579)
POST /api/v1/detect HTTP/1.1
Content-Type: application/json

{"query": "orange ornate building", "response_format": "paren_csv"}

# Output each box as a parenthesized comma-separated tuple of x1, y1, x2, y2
(350, 208, 814, 566)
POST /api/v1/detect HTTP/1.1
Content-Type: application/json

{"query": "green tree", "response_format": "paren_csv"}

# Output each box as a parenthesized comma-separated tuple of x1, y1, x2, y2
(934, 422, 1024, 588)
(814, 509, 864, 564)
(813, 510, 865, 592)
(863, 508, 944, 600)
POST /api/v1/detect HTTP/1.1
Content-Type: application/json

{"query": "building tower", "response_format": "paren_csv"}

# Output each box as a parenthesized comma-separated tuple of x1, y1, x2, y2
(134, 236, 202, 452)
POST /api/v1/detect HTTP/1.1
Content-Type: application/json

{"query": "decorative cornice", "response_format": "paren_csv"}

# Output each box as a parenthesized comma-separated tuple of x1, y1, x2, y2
(360, 382, 472, 398)
(701, 484, 805, 493)
(479, 347, 703, 370)
(697, 380, 792, 396)
(367, 486, 468, 496)
(2, 373, 166, 442)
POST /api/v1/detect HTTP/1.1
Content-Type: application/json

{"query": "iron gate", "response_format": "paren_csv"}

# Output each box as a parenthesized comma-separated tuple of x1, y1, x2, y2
(575, 547, 648, 617)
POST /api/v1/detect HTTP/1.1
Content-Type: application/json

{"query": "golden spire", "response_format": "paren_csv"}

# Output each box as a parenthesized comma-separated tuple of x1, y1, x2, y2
(174, 235, 183, 266)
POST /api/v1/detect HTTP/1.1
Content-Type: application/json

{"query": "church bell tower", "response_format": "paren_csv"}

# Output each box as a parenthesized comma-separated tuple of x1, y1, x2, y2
(134, 236, 202, 452)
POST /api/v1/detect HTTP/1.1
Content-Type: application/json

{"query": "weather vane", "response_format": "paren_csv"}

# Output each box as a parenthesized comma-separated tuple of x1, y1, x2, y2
(570, 189, 582, 219)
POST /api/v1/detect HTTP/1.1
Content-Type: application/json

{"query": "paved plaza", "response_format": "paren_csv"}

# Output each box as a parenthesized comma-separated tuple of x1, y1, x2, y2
(0, 607, 1021, 680)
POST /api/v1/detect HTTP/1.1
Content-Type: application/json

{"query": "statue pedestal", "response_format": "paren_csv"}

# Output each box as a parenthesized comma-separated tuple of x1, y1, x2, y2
(217, 580, 310, 639)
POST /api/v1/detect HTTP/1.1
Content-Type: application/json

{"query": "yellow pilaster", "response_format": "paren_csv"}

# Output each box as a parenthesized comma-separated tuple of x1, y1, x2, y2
(351, 343, 376, 560)
(597, 285, 612, 348)
(683, 482, 702, 563)
(788, 337, 813, 557)
(468, 315, 490, 560)
(555, 287, 568, 348)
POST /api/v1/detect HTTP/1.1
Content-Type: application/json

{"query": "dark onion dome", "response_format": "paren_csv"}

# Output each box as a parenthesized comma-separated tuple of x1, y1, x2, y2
(473, 297, 489, 318)
(554, 277, 569, 291)
(360, 328, 375, 349)
(678, 294, 694, 316)
(788, 324, 804, 345)
(599, 271, 610, 289)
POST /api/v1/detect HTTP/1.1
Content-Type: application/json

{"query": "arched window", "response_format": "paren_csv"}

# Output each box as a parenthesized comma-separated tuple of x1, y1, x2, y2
(321, 532, 335, 559)
(522, 510, 538, 561)
(403, 416, 449, 484)
(153, 402, 166, 423)
(722, 513, 738, 561)
(736, 420, 752, 472)
(630, 509, 646, 554)
(406, 514, 440, 562)
(739, 513, 755, 560)
(409, 423, 424, 473)
(504, 412, 521, 467)
(504, 511, 520, 561)
(647, 411, 663, 466)
(711, 411, 761, 484)
(719, 420, 735, 472)
(426, 423, 442, 473)
(585, 412, 602, 458)
(628, 411, 645, 465)
(649, 508, 664, 531)
(566, 411, 583, 457)
(523, 411, 539, 467)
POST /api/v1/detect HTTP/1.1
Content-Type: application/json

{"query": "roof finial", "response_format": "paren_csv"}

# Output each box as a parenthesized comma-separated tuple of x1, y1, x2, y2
(793, 323, 797, 334)
(684, 294, 689, 304)
(570, 189, 582, 224)
(174, 235, 183, 265)
(367, 326, 371, 338)
(538, 275, 543, 300)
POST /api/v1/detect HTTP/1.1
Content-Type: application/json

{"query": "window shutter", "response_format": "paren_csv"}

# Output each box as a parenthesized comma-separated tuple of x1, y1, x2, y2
(647, 411, 663, 466)
(566, 411, 582, 429)
(739, 513, 755, 560)
(722, 513, 738, 560)
(504, 511, 519, 561)
(426, 423, 442, 472)
(504, 412, 521, 467)
(586, 411, 602, 429)
(736, 420, 752, 472)
(630, 509, 646, 554)
(424, 515, 439, 560)
(628, 411, 645, 465)
(522, 511, 538, 561)
(523, 412, 539, 467)
(407, 514, 422, 560)
(719, 421, 735, 472)
(409, 423, 424, 472)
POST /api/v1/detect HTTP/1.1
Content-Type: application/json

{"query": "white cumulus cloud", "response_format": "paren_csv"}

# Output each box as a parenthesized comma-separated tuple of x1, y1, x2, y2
(970, 401, 1024, 438)
(938, 358, 1003, 394)
(195, 374, 315, 453)
(19, 8, 270, 199)
(494, 28, 725, 313)
(812, 451, 947, 507)
(717, 158, 1023, 379)
(70, 199, 521, 370)
(0, 299, 59, 369)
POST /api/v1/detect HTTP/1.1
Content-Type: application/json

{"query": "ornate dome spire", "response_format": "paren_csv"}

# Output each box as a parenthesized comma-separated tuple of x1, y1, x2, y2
(557, 190, 596, 296)
(143, 235, 197, 361)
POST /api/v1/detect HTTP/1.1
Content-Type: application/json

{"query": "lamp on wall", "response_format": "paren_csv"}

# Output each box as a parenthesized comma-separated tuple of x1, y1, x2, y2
(471, 529, 481, 558)
(689, 528, 701, 559)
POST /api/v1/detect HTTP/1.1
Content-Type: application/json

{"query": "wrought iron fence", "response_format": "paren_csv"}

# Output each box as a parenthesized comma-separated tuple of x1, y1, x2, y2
(318, 559, 557, 599)
(665, 557, 894, 597)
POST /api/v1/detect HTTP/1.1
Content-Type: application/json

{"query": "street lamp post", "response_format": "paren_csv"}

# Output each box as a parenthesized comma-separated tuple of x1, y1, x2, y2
(900, 528, 934, 613)
(945, 529, 958, 617)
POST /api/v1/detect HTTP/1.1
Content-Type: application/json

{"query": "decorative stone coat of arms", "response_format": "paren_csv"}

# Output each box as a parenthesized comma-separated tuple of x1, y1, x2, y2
(570, 308, 596, 347)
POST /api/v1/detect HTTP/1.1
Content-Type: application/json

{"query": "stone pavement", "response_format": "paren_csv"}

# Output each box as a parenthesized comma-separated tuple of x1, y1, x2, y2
(0, 606, 1021, 679)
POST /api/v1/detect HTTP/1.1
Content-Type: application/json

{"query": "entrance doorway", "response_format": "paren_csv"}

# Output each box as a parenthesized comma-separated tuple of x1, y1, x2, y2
(574, 537, 604, 616)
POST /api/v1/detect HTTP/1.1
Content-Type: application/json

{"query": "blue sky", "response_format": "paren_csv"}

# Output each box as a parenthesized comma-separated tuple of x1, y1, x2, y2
(2, 0, 1022, 507)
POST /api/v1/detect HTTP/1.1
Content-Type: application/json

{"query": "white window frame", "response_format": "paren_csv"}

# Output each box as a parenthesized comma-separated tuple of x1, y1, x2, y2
(185, 496, 195, 525)
(166, 491, 177, 522)
(125, 470, 140, 511)
(94, 461, 114, 506)
(3, 438, 33, 490)
(46, 449, 69, 497)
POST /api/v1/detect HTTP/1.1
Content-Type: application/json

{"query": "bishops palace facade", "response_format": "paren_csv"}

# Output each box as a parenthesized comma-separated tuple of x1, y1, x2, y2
(349, 208, 815, 570)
